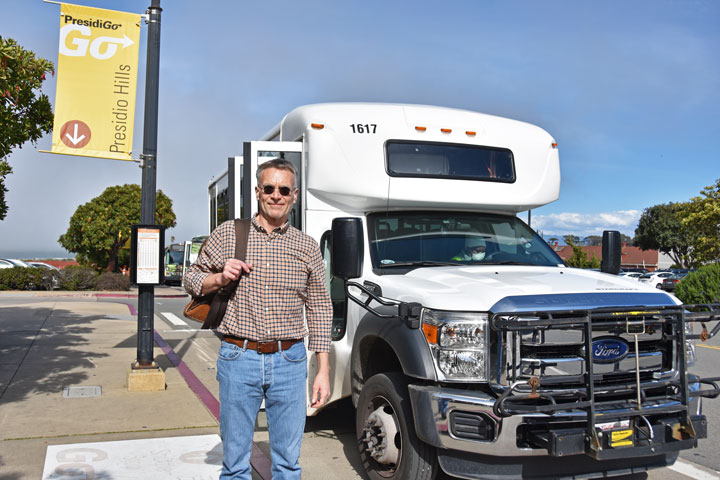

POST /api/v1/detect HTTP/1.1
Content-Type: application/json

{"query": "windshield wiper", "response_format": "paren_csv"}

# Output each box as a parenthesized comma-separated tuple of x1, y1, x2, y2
(381, 261, 463, 268)
(484, 261, 536, 266)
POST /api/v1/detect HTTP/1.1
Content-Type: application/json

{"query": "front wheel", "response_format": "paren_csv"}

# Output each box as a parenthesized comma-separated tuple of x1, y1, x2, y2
(356, 372, 437, 480)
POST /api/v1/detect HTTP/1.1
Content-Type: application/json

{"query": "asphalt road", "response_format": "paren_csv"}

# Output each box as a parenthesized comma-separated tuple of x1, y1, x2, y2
(6, 290, 716, 479)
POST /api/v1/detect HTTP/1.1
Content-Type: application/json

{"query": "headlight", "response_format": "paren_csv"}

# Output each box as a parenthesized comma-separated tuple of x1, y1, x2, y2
(685, 321, 696, 367)
(422, 309, 489, 381)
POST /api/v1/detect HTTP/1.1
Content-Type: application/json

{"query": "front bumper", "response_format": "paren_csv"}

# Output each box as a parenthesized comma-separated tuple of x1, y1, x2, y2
(408, 384, 706, 459)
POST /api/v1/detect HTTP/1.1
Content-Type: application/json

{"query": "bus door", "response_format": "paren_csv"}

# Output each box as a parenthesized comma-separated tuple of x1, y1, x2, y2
(242, 141, 303, 230)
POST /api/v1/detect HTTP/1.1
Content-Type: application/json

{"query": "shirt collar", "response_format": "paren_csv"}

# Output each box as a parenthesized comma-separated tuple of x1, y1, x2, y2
(251, 214, 289, 235)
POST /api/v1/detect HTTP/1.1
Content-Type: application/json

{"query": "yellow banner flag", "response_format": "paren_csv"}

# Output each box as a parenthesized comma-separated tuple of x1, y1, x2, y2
(50, 4, 141, 161)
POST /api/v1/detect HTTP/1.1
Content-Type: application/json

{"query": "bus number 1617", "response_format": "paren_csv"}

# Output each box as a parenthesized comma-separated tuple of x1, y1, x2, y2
(350, 124, 377, 134)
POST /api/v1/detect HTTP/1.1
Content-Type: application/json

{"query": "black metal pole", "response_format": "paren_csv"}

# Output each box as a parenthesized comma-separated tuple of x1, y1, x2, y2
(136, 0, 162, 367)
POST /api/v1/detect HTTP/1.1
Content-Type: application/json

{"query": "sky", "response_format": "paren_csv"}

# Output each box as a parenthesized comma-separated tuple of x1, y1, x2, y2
(1, 0, 718, 258)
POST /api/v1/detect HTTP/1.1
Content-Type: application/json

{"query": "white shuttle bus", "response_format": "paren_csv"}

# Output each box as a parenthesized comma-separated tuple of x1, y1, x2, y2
(206, 103, 719, 480)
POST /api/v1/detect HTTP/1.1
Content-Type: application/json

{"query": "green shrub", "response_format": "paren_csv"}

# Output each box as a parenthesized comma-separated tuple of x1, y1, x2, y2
(58, 265, 98, 291)
(675, 264, 720, 304)
(0, 267, 45, 290)
(0, 269, 14, 290)
(36, 269, 58, 291)
(95, 272, 130, 291)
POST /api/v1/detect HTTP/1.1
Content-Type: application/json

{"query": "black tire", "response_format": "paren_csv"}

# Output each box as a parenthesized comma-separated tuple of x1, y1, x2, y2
(356, 372, 437, 480)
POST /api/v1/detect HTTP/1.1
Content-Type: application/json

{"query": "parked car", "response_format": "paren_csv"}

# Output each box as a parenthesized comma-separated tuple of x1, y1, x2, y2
(638, 271, 675, 288)
(621, 267, 650, 274)
(671, 268, 695, 275)
(619, 272, 643, 280)
(0, 258, 30, 268)
(27, 261, 60, 271)
(0, 259, 14, 269)
(661, 272, 688, 292)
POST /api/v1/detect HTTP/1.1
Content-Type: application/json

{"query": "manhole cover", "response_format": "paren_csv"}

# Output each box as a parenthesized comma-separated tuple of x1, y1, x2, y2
(62, 386, 102, 398)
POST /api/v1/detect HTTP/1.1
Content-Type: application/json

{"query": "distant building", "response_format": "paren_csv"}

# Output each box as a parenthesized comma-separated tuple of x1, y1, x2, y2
(551, 243, 662, 271)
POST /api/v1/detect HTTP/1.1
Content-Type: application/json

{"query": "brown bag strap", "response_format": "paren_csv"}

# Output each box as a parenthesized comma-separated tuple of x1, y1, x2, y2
(234, 218, 250, 262)
(201, 218, 251, 329)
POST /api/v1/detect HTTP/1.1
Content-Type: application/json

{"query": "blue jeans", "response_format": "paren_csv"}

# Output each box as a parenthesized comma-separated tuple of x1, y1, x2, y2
(217, 340, 307, 480)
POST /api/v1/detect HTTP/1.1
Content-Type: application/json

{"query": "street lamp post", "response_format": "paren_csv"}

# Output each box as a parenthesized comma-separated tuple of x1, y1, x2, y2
(135, 0, 162, 368)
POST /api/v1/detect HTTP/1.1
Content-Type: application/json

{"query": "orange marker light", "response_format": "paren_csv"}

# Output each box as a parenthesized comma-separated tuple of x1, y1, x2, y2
(311, 123, 324, 129)
(422, 323, 438, 344)
(415, 126, 427, 132)
(466, 131, 476, 136)
(552, 142, 558, 148)
(441, 128, 452, 133)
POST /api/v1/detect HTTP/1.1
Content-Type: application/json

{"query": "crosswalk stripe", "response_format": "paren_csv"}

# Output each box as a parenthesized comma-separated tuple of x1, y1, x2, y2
(161, 311, 188, 327)
(668, 459, 720, 480)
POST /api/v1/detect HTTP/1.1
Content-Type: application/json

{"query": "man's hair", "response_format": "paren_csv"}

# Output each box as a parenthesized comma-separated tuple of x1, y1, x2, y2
(256, 158, 298, 188)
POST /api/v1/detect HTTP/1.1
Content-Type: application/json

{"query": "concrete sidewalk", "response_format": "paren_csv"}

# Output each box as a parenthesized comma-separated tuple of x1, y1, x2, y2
(0, 293, 363, 479)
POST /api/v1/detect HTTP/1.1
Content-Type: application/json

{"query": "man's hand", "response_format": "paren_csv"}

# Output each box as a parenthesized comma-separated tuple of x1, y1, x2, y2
(218, 258, 252, 287)
(201, 259, 252, 295)
(310, 352, 330, 408)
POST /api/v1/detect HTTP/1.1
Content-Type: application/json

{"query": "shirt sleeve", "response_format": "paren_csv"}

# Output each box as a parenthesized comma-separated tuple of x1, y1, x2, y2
(304, 239, 333, 353)
(183, 221, 235, 297)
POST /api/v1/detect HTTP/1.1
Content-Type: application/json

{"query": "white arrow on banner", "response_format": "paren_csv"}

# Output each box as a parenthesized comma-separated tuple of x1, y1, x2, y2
(88, 34, 135, 60)
(64, 123, 86, 146)
(95, 34, 135, 49)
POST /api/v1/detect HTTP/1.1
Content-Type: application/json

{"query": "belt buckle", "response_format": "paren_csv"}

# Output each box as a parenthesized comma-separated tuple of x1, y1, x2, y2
(257, 341, 275, 354)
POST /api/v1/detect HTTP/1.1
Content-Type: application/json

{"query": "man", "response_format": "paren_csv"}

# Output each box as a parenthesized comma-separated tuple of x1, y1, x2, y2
(184, 158, 332, 479)
(452, 237, 487, 261)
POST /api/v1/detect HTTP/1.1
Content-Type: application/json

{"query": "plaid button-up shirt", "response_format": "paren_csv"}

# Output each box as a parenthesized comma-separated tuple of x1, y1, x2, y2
(184, 216, 332, 353)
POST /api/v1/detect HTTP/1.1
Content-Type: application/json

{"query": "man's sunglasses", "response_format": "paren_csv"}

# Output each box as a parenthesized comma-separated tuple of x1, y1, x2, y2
(261, 185, 293, 196)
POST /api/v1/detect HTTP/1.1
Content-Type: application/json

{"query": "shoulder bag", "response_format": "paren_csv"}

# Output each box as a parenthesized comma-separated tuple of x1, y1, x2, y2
(183, 218, 251, 329)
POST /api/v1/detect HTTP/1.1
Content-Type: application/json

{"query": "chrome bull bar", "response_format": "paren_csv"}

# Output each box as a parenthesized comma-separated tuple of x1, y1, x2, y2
(489, 303, 720, 456)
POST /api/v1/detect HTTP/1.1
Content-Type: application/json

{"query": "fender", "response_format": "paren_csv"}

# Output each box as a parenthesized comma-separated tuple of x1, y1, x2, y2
(350, 307, 437, 405)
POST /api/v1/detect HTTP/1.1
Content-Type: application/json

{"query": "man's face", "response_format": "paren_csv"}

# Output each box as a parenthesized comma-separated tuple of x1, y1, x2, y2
(255, 167, 297, 225)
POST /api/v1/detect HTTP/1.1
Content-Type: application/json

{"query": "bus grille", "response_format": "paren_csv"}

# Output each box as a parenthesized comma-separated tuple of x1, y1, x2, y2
(491, 308, 680, 403)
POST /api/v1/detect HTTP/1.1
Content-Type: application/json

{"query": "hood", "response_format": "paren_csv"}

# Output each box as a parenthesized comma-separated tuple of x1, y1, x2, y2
(376, 266, 678, 312)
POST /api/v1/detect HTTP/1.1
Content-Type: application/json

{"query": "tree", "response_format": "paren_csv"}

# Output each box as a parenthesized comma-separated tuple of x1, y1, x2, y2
(0, 36, 54, 220)
(563, 234, 580, 245)
(679, 179, 720, 264)
(583, 235, 602, 246)
(634, 203, 693, 268)
(58, 184, 176, 272)
(620, 234, 634, 245)
(565, 236, 601, 269)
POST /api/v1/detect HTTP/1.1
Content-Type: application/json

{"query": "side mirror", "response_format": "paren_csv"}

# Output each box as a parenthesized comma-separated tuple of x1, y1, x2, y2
(331, 217, 364, 279)
(601, 230, 622, 275)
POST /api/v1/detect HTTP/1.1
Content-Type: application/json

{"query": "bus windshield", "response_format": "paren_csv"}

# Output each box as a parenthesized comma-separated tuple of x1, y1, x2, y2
(165, 248, 184, 266)
(368, 212, 563, 270)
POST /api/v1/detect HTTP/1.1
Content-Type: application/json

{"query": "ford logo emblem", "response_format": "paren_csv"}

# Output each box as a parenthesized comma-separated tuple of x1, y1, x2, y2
(592, 337, 630, 364)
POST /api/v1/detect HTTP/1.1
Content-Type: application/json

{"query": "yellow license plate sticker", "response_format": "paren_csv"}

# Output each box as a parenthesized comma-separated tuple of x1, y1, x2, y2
(610, 429, 634, 447)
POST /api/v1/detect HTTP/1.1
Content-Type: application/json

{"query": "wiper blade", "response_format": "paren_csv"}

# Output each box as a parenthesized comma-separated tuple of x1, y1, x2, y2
(381, 261, 463, 268)
(485, 261, 535, 266)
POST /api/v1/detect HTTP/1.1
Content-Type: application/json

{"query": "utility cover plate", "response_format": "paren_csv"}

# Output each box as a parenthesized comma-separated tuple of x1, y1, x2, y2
(62, 386, 101, 398)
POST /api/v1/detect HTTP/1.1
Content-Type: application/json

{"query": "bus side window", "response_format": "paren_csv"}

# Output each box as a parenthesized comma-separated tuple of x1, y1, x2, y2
(320, 230, 347, 341)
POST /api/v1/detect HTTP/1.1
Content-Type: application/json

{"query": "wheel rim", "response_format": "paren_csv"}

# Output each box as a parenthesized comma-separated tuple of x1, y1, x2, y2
(361, 395, 401, 476)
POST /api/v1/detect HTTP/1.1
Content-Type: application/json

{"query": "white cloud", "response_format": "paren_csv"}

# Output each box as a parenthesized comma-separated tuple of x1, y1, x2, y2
(532, 210, 641, 238)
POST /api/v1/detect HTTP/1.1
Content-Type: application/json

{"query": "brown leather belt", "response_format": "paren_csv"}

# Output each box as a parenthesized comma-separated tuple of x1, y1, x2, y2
(222, 335, 302, 354)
